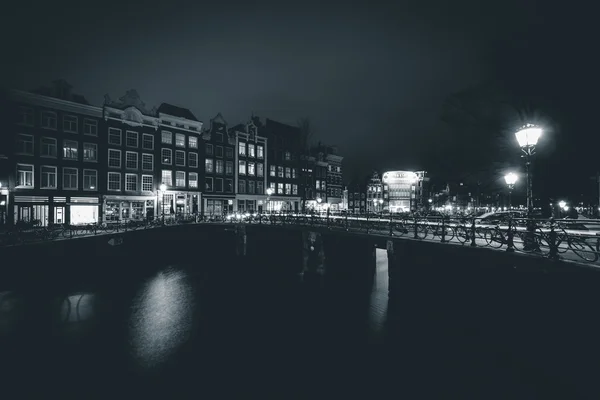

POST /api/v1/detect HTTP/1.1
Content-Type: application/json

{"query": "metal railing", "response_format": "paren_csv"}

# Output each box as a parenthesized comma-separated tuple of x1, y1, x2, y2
(1, 211, 599, 265)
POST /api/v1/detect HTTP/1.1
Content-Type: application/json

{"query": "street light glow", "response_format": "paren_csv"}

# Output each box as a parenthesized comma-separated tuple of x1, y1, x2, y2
(159, 184, 167, 192)
(317, 197, 322, 203)
(266, 188, 274, 196)
(504, 172, 518, 186)
(515, 124, 542, 148)
(559, 200, 566, 209)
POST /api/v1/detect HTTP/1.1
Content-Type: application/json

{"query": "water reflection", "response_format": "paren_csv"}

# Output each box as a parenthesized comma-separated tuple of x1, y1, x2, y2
(0, 291, 21, 334)
(129, 267, 195, 368)
(59, 293, 95, 323)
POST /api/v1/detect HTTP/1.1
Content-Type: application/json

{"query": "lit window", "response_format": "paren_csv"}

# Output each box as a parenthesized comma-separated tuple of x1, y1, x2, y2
(16, 134, 34, 154)
(205, 159, 214, 173)
(238, 180, 246, 194)
(142, 153, 154, 171)
(270, 165, 276, 177)
(184, 152, 197, 168)
(19, 108, 34, 126)
(225, 161, 233, 175)
(40, 166, 56, 189)
(63, 167, 78, 190)
(257, 163, 264, 177)
(176, 134, 185, 147)
(84, 119, 97, 136)
(63, 140, 78, 160)
(248, 162, 255, 176)
(238, 142, 246, 156)
(238, 160, 246, 175)
(142, 175, 153, 192)
(175, 150, 185, 166)
(278, 166, 283, 178)
(189, 172, 198, 188)
(285, 183, 291, 195)
(108, 128, 121, 145)
(126, 131, 138, 147)
(277, 183, 283, 194)
(269, 182, 275, 191)
(205, 177, 213, 192)
(257, 145, 264, 159)
(83, 143, 97, 162)
(41, 111, 57, 129)
(63, 115, 78, 133)
(126, 151, 138, 169)
(292, 168, 297, 179)
(162, 148, 172, 164)
(188, 136, 198, 149)
(108, 172, 121, 191)
(292, 184, 298, 195)
(161, 170, 172, 186)
(176, 171, 186, 187)
(161, 131, 172, 144)
(83, 169, 97, 190)
(285, 151, 291, 160)
(108, 149, 121, 168)
(142, 134, 154, 149)
(216, 160, 224, 174)
(285, 167, 291, 178)
(248, 143, 255, 158)
(125, 174, 138, 191)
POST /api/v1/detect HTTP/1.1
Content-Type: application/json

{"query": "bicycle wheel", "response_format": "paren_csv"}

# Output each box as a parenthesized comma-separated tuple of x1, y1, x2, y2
(569, 238, 598, 262)
(415, 224, 428, 239)
(454, 226, 469, 244)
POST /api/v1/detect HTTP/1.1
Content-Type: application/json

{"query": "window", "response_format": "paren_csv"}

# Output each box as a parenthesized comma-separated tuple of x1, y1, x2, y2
(278, 166, 284, 178)
(126, 151, 138, 169)
(162, 148, 172, 164)
(83, 169, 97, 190)
(108, 128, 122, 145)
(108, 172, 121, 191)
(238, 160, 246, 175)
(257, 163, 264, 177)
(63, 167, 78, 190)
(215, 146, 223, 157)
(63, 115, 78, 133)
(216, 160, 224, 174)
(189, 172, 198, 188)
(188, 136, 198, 149)
(126, 131, 138, 147)
(162, 131, 172, 144)
(226, 147, 233, 158)
(248, 143, 255, 158)
(176, 171, 186, 187)
(285, 183, 292, 195)
(108, 149, 121, 168)
(285, 167, 291, 178)
(142, 153, 153, 171)
(142, 175, 153, 192)
(83, 143, 97, 162)
(206, 143, 213, 156)
(175, 133, 185, 147)
(257, 181, 264, 195)
(16, 134, 34, 154)
(248, 162, 255, 176)
(292, 168, 297, 179)
(175, 150, 185, 166)
(238, 180, 246, 194)
(41, 111, 57, 129)
(205, 158, 213, 173)
(63, 140, 78, 160)
(84, 119, 97, 136)
(238, 142, 246, 156)
(125, 174, 138, 191)
(277, 183, 283, 194)
(225, 179, 233, 193)
(270, 165, 276, 177)
(257, 145, 264, 159)
(225, 161, 233, 175)
(269, 182, 275, 191)
(161, 170, 172, 186)
(20, 108, 34, 126)
(142, 134, 154, 149)
(188, 151, 198, 168)
(215, 178, 223, 192)
(41, 166, 57, 189)
(285, 151, 291, 160)
(205, 177, 213, 192)
(215, 132, 223, 142)
(248, 181, 255, 194)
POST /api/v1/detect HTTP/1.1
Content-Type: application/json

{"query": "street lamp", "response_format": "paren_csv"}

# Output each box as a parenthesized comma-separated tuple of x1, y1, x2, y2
(159, 183, 166, 223)
(266, 188, 274, 213)
(558, 200, 566, 209)
(504, 172, 518, 210)
(515, 124, 542, 251)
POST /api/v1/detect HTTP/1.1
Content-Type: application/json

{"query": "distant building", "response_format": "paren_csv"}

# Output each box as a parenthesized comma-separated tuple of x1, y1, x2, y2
(311, 144, 343, 211)
(347, 179, 367, 214)
(382, 170, 429, 213)
(366, 171, 384, 213)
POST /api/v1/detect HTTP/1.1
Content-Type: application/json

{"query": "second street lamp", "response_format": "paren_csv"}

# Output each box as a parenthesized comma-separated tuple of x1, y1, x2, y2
(504, 172, 518, 210)
(159, 183, 167, 224)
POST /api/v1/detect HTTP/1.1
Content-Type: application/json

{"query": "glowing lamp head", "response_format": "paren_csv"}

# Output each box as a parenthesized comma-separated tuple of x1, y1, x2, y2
(515, 124, 542, 148)
(266, 188, 274, 196)
(504, 172, 518, 186)
(559, 200, 566, 209)
(428, 198, 433, 203)
(317, 197, 322, 203)
(159, 184, 167, 191)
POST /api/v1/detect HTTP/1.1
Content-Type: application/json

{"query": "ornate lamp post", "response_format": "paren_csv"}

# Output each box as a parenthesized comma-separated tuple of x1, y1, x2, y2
(266, 188, 274, 213)
(159, 184, 167, 224)
(515, 123, 542, 250)
(504, 172, 518, 210)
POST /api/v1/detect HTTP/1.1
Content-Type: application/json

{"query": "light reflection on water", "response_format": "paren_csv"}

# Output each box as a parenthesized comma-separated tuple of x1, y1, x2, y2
(129, 267, 196, 368)
(59, 293, 95, 323)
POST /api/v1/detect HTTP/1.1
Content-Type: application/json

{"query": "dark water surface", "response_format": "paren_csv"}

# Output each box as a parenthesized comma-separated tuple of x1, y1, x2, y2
(1, 250, 600, 399)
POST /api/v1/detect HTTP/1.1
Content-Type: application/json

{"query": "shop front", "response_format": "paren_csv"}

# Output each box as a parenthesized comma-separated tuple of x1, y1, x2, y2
(158, 191, 199, 218)
(203, 195, 235, 217)
(103, 195, 155, 223)
(12, 195, 100, 226)
(265, 196, 300, 213)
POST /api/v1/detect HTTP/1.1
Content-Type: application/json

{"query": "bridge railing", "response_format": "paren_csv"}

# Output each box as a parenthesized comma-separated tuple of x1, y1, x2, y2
(1, 211, 599, 265)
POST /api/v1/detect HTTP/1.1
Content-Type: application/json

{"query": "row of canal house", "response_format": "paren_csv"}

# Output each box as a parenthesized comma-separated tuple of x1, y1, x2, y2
(0, 81, 304, 226)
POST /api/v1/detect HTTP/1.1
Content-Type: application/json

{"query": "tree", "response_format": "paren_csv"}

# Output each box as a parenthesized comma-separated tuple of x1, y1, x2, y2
(297, 117, 315, 213)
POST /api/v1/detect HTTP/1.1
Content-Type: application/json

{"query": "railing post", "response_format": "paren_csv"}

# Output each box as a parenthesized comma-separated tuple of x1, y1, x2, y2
(413, 215, 418, 239)
(366, 212, 370, 234)
(548, 217, 559, 260)
(470, 217, 476, 247)
(506, 216, 515, 252)
(389, 213, 393, 236)
(440, 216, 446, 243)
(345, 213, 349, 231)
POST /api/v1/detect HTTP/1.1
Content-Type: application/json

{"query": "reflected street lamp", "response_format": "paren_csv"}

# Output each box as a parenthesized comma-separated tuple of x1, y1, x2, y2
(515, 123, 542, 251)
(266, 188, 274, 213)
(504, 172, 518, 210)
(159, 184, 167, 223)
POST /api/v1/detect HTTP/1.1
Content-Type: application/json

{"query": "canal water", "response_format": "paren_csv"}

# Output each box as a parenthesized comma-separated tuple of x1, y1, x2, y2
(1, 249, 600, 399)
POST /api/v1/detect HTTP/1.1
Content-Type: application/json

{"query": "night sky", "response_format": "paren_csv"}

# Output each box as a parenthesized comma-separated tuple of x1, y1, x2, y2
(1, 1, 597, 198)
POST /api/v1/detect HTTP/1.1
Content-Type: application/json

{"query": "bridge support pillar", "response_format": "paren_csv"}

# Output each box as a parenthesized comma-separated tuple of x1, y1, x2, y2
(387, 240, 400, 299)
(235, 224, 247, 257)
(303, 231, 323, 276)
(322, 234, 376, 285)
